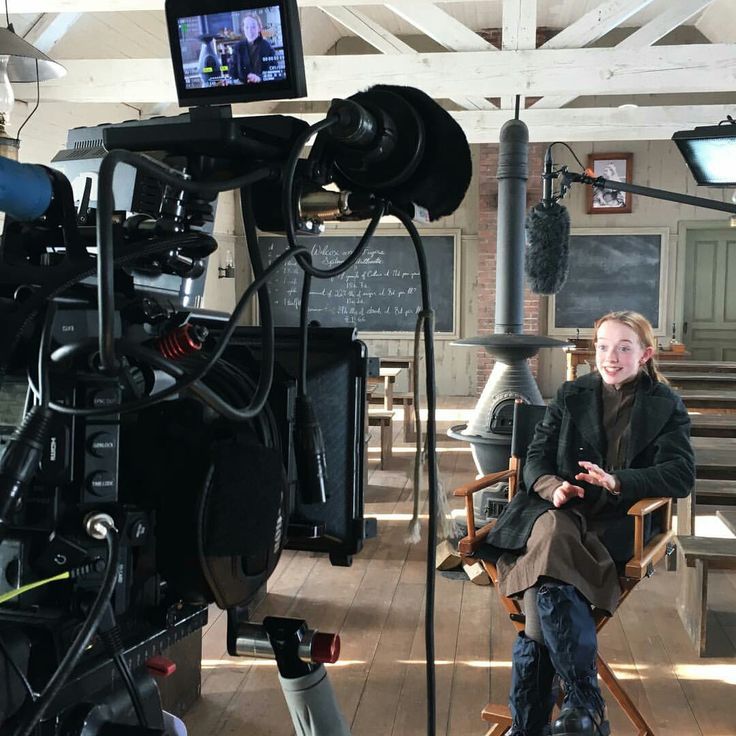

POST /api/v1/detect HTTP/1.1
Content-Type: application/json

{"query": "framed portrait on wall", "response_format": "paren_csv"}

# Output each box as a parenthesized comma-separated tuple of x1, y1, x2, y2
(587, 152, 633, 214)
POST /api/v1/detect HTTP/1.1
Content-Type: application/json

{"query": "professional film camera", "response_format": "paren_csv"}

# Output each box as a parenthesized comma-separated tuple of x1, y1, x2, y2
(0, 0, 472, 734)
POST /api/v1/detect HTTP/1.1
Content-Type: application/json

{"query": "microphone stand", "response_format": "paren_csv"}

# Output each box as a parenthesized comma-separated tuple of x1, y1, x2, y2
(560, 169, 736, 215)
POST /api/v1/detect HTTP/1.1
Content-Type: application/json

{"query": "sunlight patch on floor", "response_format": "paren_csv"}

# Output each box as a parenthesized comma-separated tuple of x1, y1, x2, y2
(674, 663, 736, 685)
(202, 659, 365, 669)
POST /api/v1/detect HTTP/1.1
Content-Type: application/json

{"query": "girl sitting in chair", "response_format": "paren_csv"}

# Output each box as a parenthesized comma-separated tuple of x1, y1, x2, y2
(486, 311, 694, 736)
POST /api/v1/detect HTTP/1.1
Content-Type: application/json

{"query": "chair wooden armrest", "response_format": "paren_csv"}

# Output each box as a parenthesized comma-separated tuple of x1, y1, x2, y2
(625, 496, 674, 579)
(458, 519, 497, 556)
(453, 468, 515, 542)
(452, 468, 515, 498)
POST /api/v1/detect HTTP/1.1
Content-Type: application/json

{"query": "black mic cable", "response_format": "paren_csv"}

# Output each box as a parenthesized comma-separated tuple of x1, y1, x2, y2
(389, 204, 439, 736)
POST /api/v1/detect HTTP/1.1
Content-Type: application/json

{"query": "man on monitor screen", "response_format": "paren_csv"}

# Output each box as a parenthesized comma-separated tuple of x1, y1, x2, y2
(233, 13, 277, 83)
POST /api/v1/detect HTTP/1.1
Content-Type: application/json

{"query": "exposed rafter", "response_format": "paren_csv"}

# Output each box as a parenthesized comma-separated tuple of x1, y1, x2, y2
(23, 12, 82, 52)
(541, 0, 657, 49)
(534, 0, 717, 109)
(6, 0, 479, 10)
(238, 104, 736, 144)
(26, 45, 736, 103)
(317, 5, 492, 110)
(500, 0, 537, 109)
(381, 0, 495, 109)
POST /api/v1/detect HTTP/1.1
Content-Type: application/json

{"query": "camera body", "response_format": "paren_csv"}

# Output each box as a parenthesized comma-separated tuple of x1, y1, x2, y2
(0, 0, 375, 732)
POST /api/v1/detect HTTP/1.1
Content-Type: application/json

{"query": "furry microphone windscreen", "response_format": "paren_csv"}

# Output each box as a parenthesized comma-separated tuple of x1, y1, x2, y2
(377, 85, 472, 220)
(524, 202, 571, 295)
(333, 85, 472, 221)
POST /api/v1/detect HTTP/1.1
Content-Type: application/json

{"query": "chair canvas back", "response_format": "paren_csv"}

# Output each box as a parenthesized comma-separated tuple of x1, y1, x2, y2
(507, 402, 547, 499)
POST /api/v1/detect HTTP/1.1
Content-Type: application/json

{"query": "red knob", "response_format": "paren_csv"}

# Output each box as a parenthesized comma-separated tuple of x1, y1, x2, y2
(311, 632, 340, 664)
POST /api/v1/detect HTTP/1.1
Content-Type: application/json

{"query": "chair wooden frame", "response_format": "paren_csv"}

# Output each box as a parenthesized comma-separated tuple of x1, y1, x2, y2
(453, 406, 675, 736)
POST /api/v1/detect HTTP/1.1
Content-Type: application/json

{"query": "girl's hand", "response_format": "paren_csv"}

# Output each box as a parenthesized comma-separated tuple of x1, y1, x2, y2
(552, 481, 585, 508)
(575, 461, 619, 493)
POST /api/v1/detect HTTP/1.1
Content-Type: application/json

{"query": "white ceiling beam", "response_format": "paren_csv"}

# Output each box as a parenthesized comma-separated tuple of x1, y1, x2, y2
(500, 0, 537, 109)
(541, 0, 658, 49)
(384, 0, 495, 51)
(22, 12, 82, 52)
(317, 6, 490, 110)
(383, 0, 496, 109)
(25, 45, 736, 103)
(7, 0, 480, 11)
(242, 105, 735, 144)
(616, 0, 716, 47)
(317, 6, 414, 54)
(535, 0, 717, 109)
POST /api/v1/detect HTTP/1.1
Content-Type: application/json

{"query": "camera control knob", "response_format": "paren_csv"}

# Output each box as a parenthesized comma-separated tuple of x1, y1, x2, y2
(87, 470, 116, 497)
(88, 431, 116, 458)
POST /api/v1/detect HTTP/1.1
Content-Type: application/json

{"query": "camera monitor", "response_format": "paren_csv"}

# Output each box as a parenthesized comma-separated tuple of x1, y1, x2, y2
(165, 0, 307, 108)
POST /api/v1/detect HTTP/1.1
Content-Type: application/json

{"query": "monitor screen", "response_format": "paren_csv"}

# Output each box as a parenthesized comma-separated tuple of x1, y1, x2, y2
(166, 0, 306, 108)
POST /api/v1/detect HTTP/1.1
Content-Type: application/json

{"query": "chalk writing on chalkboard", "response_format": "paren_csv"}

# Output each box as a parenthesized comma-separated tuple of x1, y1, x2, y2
(258, 233, 457, 333)
(550, 229, 667, 333)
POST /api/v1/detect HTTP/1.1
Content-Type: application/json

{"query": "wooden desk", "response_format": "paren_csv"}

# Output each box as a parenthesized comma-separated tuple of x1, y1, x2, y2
(379, 356, 416, 393)
(716, 510, 736, 536)
(689, 413, 736, 437)
(660, 360, 736, 373)
(666, 373, 736, 391)
(366, 366, 402, 411)
(564, 346, 691, 381)
(692, 436, 736, 480)
(678, 390, 736, 413)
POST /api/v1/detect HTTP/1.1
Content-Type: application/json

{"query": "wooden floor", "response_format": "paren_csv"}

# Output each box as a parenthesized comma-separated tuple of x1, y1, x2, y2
(182, 398, 736, 736)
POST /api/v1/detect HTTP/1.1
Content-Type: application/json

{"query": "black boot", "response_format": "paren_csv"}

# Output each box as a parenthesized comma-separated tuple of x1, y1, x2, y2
(536, 583, 610, 736)
(507, 633, 556, 736)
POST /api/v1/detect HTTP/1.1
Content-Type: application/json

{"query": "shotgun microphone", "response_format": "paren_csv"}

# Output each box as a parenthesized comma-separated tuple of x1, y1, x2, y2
(524, 148, 571, 295)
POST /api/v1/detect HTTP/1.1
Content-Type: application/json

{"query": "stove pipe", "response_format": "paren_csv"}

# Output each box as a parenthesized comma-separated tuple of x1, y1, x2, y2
(495, 118, 528, 335)
(449, 118, 569, 475)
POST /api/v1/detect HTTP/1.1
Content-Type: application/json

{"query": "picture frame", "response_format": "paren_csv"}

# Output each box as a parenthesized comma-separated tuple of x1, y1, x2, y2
(587, 152, 633, 214)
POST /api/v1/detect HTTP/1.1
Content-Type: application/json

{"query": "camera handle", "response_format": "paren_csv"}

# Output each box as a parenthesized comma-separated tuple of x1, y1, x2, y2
(228, 615, 350, 736)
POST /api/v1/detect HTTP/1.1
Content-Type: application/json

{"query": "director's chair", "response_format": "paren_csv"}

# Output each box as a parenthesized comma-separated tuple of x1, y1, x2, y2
(453, 401, 675, 736)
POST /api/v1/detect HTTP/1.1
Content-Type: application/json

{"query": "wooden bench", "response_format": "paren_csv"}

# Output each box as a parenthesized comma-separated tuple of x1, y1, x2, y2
(692, 436, 736, 479)
(676, 535, 736, 656)
(667, 373, 736, 391)
(368, 409, 394, 468)
(694, 478, 736, 502)
(689, 413, 736, 437)
(678, 389, 736, 413)
(368, 391, 416, 441)
(716, 509, 736, 535)
(660, 360, 736, 373)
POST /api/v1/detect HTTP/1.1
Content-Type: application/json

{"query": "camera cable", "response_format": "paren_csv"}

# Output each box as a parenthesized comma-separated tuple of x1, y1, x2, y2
(279, 116, 388, 279)
(95, 147, 277, 374)
(390, 204, 439, 736)
(44, 244, 309, 420)
(11, 522, 120, 736)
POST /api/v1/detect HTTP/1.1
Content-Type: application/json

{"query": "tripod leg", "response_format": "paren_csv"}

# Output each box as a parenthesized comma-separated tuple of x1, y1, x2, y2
(279, 664, 351, 736)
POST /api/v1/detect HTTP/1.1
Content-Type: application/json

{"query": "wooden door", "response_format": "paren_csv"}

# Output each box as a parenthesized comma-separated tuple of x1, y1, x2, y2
(683, 228, 736, 360)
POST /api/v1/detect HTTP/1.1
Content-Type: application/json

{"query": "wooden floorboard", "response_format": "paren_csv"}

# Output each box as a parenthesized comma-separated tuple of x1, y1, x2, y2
(182, 396, 736, 736)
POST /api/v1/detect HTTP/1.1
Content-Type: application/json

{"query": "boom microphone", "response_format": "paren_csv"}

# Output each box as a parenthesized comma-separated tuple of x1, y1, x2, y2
(524, 199, 571, 295)
(317, 85, 472, 221)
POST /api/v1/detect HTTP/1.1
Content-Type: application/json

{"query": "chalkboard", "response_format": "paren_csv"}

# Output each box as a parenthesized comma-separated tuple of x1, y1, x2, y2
(551, 229, 667, 332)
(258, 232, 458, 334)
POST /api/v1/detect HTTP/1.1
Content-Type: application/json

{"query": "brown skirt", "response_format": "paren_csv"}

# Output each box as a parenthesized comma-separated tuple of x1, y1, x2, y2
(495, 508, 621, 615)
